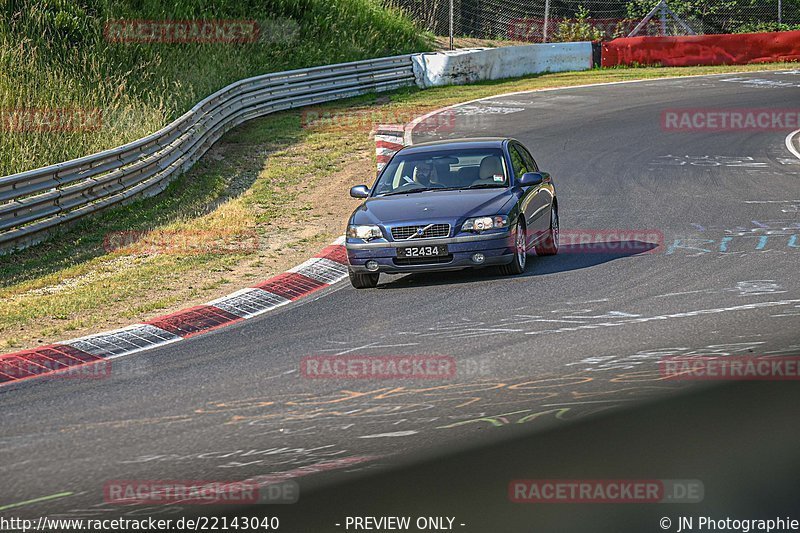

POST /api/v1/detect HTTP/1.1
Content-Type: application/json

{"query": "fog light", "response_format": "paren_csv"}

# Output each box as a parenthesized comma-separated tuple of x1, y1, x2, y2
(366, 260, 379, 271)
(472, 253, 485, 264)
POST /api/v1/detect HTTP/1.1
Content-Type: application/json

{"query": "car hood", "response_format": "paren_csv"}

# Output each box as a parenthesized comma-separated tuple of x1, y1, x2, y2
(351, 188, 516, 226)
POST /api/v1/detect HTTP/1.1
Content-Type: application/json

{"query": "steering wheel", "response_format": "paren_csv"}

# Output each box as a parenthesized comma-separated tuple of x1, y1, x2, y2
(396, 180, 444, 190)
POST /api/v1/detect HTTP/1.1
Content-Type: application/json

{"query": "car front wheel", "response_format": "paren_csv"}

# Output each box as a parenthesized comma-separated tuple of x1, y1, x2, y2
(535, 204, 559, 256)
(500, 220, 527, 276)
(349, 271, 379, 289)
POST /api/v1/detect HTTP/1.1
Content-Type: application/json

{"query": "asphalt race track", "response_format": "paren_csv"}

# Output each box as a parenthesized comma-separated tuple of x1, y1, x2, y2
(2, 70, 800, 530)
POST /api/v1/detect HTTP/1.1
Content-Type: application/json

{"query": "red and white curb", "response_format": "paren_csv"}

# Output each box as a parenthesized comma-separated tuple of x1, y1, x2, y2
(374, 124, 405, 171)
(0, 237, 348, 387)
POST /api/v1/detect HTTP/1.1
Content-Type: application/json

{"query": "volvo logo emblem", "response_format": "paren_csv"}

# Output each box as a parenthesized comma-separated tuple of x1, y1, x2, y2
(406, 223, 435, 240)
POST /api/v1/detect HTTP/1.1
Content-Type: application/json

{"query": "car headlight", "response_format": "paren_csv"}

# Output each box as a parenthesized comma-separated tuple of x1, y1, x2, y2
(347, 224, 383, 240)
(462, 215, 509, 232)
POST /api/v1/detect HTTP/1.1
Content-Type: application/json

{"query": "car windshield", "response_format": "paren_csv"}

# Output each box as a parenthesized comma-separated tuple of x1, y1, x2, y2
(373, 148, 508, 196)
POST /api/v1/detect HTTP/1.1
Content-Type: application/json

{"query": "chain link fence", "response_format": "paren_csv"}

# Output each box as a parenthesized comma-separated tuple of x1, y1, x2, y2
(385, 0, 800, 44)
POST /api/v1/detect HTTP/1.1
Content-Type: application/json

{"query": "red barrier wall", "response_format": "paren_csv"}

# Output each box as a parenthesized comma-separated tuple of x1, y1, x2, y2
(602, 30, 800, 67)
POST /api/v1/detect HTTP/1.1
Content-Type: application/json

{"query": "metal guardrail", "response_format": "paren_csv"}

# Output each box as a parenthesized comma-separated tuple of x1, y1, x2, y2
(0, 54, 415, 251)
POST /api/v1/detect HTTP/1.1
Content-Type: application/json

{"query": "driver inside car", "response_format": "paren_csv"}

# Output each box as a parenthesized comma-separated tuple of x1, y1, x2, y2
(401, 160, 438, 187)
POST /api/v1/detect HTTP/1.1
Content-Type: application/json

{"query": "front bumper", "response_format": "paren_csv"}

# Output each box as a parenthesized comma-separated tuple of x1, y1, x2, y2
(346, 230, 515, 274)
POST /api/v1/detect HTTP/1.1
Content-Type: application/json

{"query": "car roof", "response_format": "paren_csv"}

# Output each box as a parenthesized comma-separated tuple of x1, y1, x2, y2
(399, 137, 511, 154)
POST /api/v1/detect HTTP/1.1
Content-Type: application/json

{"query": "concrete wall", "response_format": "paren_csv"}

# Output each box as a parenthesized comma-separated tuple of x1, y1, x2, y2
(412, 43, 594, 88)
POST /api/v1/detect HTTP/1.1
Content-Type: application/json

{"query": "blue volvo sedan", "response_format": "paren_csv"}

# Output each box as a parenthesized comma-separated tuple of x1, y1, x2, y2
(345, 138, 559, 288)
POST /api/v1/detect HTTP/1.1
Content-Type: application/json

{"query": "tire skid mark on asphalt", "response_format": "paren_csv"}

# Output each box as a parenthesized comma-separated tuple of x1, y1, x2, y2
(523, 299, 800, 336)
(0, 492, 74, 512)
(13, 346, 748, 516)
(564, 341, 769, 373)
(201, 372, 681, 433)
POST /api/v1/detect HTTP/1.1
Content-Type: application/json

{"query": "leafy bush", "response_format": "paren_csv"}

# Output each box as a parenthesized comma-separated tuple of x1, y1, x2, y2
(625, 0, 800, 35)
(735, 21, 800, 33)
(553, 5, 605, 42)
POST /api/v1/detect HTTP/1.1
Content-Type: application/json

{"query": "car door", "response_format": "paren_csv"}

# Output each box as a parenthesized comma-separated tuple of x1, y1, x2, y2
(509, 143, 546, 239)
(516, 143, 551, 239)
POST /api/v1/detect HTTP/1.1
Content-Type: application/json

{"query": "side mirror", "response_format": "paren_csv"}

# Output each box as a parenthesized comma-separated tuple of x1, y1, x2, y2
(518, 172, 549, 187)
(350, 185, 370, 198)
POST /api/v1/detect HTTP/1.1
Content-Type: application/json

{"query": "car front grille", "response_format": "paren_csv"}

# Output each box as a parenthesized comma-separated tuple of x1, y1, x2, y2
(393, 255, 454, 266)
(391, 223, 450, 240)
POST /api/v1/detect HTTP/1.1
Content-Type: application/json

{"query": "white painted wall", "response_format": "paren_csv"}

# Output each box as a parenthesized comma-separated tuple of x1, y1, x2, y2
(412, 43, 593, 88)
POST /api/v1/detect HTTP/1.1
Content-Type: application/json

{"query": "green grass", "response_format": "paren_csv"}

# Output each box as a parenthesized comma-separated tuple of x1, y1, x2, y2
(0, 0, 431, 175)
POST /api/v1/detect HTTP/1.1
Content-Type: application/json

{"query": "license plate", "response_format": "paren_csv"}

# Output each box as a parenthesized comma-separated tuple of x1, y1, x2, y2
(396, 245, 448, 258)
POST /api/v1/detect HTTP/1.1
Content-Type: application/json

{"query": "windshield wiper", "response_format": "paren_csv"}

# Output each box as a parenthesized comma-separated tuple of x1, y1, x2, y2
(466, 183, 506, 189)
(382, 184, 502, 196)
(382, 188, 429, 196)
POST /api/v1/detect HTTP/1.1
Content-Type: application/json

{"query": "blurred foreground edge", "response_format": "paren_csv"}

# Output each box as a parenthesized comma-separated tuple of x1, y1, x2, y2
(223, 381, 800, 532)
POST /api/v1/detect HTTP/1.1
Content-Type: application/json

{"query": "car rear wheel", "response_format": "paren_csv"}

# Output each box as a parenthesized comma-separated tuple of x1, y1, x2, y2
(535, 204, 559, 256)
(349, 271, 379, 289)
(500, 220, 527, 276)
